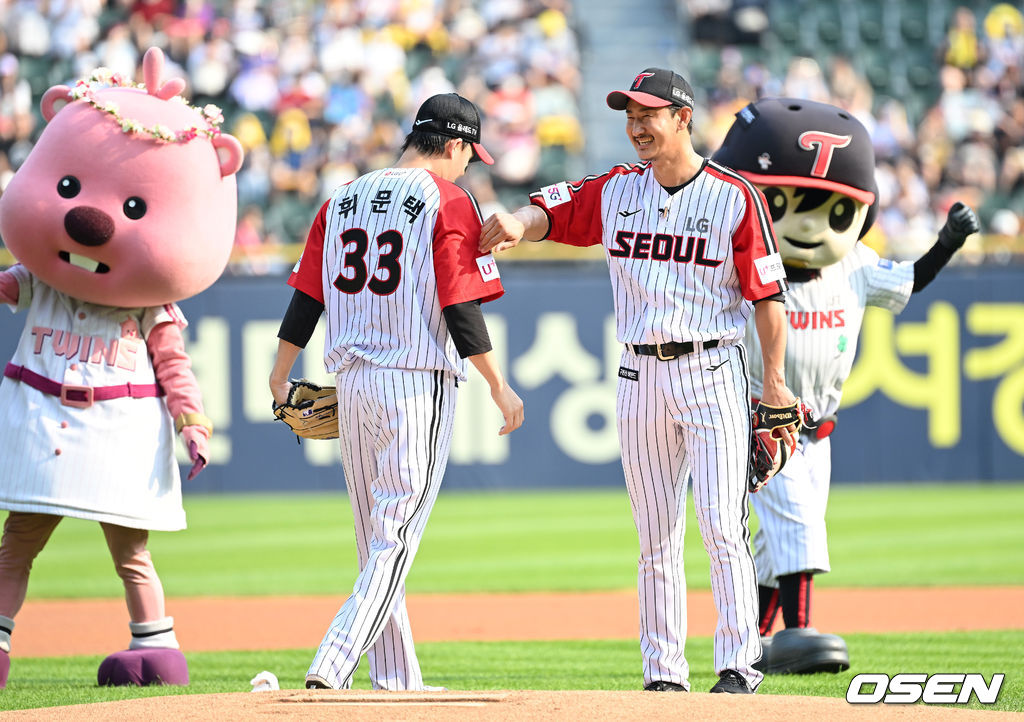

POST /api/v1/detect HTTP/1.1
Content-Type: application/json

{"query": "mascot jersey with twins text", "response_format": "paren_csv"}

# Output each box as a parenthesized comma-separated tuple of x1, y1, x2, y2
(712, 97, 979, 675)
(0, 47, 243, 688)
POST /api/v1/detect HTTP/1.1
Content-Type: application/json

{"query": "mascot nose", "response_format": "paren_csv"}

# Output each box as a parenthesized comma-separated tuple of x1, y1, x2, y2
(64, 206, 115, 247)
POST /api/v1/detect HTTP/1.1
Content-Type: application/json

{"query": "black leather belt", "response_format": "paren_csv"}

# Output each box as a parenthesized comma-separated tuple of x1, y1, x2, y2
(631, 339, 719, 361)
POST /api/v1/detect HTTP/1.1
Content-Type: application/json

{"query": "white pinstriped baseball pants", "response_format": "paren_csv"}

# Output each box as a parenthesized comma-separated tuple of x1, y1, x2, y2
(616, 341, 763, 690)
(307, 358, 456, 690)
(751, 435, 833, 587)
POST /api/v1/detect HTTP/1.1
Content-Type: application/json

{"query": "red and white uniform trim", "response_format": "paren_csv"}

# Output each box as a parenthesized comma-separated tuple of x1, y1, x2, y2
(291, 166, 502, 691)
(531, 160, 786, 345)
(530, 159, 786, 690)
(290, 167, 502, 381)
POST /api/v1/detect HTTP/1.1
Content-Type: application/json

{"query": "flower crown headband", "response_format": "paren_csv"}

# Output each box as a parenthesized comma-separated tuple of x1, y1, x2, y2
(68, 67, 225, 144)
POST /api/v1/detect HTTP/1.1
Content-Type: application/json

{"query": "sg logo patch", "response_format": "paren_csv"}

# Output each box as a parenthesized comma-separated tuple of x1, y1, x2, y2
(618, 367, 639, 381)
(540, 181, 571, 207)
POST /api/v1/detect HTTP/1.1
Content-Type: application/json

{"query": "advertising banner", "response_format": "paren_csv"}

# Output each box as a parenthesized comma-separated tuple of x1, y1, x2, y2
(1, 263, 1020, 491)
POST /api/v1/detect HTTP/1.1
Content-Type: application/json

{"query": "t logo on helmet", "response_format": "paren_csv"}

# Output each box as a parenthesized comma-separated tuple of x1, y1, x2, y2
(797, 131, 852, 178)
(632, 72, 656, 89)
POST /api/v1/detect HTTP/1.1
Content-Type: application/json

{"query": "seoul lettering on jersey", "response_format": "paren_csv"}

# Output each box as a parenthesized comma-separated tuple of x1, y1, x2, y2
(528, 155, 785, 692)
(609, 231, 723, 266)
(533, 161, 786, 345)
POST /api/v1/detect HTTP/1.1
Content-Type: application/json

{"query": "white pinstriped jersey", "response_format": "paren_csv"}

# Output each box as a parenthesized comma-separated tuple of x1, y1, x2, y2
(532, 157, 782, 687)
(289, 167, 503, 380)
(745, 243, 914, 417)
(531, 159, 787, 345)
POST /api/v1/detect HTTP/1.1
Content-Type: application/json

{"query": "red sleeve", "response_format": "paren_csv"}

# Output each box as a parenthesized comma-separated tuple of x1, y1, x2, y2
(287, 200, 330, 303)
(528, 170, 623, 247)
(433, 181, 504, 307)
(719, 173, 787, 301)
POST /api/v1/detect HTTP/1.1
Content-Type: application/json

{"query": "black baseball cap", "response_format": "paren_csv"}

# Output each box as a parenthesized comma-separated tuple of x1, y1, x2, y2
(607, 67, 695, 111)
(711, 97, 879, 236)
(412, 93, 494, 165)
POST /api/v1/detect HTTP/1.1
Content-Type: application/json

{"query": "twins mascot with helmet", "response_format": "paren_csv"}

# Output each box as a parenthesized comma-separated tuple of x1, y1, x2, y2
(712, 98, 979, 674)
(0, 48, 243, 688)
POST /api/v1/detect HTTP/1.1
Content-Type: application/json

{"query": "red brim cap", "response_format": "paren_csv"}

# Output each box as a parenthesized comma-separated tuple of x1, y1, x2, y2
(471, 142, 494, 165)
(739, 171, 876, 206)
(606, 90, 673, 111)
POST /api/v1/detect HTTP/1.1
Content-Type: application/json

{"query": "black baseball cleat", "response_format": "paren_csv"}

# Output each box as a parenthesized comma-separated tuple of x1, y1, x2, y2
(644, 680, 687, 691)
(305, 678, 331, 689)
(710, 669, 754, 694)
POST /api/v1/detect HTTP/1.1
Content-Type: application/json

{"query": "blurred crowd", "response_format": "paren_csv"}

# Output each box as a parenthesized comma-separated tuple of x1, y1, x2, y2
(0, 0, 583, 274)
(0, 0, 1021, 274)
(683, 0, 1024, 263)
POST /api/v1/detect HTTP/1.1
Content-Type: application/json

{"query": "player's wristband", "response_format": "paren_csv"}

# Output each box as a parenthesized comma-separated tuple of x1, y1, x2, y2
(175, 412, 213, 435)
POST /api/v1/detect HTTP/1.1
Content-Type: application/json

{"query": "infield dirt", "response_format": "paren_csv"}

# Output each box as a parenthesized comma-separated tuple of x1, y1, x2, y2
(9, 587, 1024, 720)
(6, 688, 1023, 721)
(13, 586, 1024, 656)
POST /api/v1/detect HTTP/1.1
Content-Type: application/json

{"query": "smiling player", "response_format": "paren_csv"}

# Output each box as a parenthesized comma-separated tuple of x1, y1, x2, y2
(480, 67, 802, 695)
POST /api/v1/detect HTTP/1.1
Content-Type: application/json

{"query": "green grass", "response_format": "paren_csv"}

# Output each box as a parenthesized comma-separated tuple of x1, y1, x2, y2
(2, 632, 1022, 712)
(6, 483, 1023, 711)
(23, 483, 1024, 598)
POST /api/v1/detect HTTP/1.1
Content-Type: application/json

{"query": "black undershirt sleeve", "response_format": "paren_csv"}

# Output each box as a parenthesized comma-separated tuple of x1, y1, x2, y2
(912, 240, 957, 293)
(277, 288, 324, 348)
(443, 300, 492, 358)
(754, 292, 786, 304)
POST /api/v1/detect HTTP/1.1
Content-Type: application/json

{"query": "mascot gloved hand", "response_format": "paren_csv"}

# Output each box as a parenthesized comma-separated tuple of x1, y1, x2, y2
(712, 98, 977, 675)
(0, 47, 243, 688)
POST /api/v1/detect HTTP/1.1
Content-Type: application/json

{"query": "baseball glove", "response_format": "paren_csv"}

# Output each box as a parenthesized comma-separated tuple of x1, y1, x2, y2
(748, 399, 813, 493)
(272, 379, 339, 440)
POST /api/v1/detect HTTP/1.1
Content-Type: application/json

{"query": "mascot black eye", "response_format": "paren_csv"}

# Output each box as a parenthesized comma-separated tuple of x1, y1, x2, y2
(762, 187, 787, 223)
(57, 176, 81, 198)
(123, 197, 147, 220)
(828, 197, 856, 232)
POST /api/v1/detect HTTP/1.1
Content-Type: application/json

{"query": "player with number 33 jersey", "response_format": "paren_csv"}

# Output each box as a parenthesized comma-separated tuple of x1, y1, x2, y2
(270, 93, 523, 692)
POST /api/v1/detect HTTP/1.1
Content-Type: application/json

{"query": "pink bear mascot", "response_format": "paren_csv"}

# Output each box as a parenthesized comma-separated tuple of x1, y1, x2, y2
(0, 48, 242, 688)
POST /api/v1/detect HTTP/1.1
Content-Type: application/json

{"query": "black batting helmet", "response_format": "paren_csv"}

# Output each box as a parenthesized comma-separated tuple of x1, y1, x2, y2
(712, 97, 879, 237)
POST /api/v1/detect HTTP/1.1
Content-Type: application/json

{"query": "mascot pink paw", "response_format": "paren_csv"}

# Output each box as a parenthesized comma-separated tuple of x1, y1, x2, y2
(181, 427, 209, 480)
(97, 648, 189, 686)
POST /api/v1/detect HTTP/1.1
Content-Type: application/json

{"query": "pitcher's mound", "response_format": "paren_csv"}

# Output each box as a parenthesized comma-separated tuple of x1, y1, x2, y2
(3, 689, 1012, 721)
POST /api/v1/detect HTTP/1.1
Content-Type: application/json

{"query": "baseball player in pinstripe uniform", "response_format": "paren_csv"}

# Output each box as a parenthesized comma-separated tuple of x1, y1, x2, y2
(480, 68, 799, 694)
(713, 97, 980, 674)
(269, 93, 524, 691)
